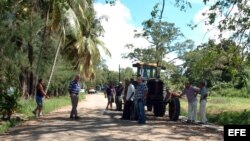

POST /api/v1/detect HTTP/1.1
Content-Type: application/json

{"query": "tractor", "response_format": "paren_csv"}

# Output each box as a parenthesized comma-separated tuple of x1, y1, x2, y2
(132, 62, 180, 121)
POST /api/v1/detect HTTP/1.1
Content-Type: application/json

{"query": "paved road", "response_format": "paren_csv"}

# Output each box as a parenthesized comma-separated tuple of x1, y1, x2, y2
(0, 93, 223, 141)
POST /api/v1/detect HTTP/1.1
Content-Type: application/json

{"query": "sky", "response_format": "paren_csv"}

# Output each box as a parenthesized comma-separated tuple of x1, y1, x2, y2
(94, 0, 213, 71)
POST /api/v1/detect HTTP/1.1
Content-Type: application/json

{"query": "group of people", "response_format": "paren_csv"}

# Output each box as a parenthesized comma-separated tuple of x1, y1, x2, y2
(33, 75, 81, 120)
(105, 81, 124, 111)
(105, 77, 208, 125)
(105, 76, 148, 124)
(181, 81, 208, 124)
(33, 74, 208, 124)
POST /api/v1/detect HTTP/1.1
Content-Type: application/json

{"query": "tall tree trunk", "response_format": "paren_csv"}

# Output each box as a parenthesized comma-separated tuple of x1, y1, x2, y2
(18, 68, 26, 97)
(28, 70, 34, 97)
(28, 0, 35, 97)
(45, 32, 63, 93)
(34, 5, 51, 98)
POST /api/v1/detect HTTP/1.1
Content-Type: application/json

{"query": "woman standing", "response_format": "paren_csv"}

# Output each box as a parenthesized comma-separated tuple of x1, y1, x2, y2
(33, 79, 48, 117)
(105, 82, 115, 110)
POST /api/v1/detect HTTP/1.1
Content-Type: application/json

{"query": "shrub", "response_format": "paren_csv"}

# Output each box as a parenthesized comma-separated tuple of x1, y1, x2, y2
(208, 110, 250, 125)
(0, 88, 20, 120)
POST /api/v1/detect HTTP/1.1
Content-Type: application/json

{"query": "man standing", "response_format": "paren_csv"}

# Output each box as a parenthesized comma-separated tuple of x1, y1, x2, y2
(198, 81, 208, 124)
(121, 78, 135, 120)
(134, 76, 148, 124)
(180, 81, 199, 123)
(68, 75, 81, 119)
(115, 82, 123, 111)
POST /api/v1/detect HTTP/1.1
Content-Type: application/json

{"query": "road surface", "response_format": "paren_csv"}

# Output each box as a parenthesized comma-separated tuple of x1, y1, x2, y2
(0, 93, 223, 141)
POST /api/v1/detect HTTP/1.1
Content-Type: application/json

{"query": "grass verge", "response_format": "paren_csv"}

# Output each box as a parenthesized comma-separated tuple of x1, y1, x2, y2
(0, 93, 85, 133)
(180, 96, 250, 125)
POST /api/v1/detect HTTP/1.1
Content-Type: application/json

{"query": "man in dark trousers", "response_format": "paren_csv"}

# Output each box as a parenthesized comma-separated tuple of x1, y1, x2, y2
(68, 75, 81, 119)
(115, 82, 124, 111)
(121, 78, 135, 120)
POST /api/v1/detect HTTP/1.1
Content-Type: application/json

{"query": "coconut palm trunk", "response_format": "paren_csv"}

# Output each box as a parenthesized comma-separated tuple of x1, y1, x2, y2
(35, 6, 50, 97)
(45, 30, 64, 94)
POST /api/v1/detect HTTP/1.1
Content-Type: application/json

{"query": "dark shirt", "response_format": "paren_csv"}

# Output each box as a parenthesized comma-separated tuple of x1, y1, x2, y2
(116, 85, 123, 96)
(36, 83, 44, 97)
(106, 85, 114, 96)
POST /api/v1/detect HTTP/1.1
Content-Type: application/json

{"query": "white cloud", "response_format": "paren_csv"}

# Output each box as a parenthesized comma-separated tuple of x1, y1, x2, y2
(94, 1, 185, 71)
(94, 1, 148, 71)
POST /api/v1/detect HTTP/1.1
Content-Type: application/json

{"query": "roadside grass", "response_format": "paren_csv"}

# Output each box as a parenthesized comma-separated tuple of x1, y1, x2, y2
(0, 93, 85, 133)
(180, 96, 250, 125)
(210, 88, 250, 98)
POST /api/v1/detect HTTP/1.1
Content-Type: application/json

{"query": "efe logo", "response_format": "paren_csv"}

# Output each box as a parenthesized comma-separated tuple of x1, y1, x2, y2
(224, 125, 249, 141)
(228, 129, 246, 136)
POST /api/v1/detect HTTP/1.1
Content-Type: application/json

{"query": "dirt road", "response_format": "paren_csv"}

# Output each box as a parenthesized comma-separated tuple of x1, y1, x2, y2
(0, 93, 223, 141)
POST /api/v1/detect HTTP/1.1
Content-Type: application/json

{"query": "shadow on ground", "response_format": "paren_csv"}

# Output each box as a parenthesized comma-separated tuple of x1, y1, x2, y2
(1, 108, 223, 141)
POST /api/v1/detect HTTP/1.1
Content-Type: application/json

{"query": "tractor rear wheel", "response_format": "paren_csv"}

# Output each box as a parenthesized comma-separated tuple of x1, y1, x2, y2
(168, 97, 180, 121)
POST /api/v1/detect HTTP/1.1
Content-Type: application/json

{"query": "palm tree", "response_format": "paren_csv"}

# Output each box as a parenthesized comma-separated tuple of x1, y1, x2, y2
(44, 0, 110, 92)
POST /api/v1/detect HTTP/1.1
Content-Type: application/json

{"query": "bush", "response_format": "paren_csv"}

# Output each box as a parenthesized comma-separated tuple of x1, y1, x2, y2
(213, 88, 249, 98)
(208, 110, 250, 125)
(0, 88, 20, 120)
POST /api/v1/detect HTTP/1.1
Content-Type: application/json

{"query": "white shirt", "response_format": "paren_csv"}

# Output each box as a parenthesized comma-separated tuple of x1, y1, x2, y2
(126, 83, 135, 101)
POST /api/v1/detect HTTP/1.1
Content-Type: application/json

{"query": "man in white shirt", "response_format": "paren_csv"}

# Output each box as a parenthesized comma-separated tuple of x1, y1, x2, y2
(121, 78, 135, 120)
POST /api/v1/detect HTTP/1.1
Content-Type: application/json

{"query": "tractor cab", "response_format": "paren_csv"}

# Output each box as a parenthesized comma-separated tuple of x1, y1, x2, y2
(132, 62, 166, 79)
(132, 62, 180, 121)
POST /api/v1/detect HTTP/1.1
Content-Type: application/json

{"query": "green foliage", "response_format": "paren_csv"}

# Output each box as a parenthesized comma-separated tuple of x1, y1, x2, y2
(0, 0, 103, 97)
(0, 88, 20, 120)
(176, 0, 250, 48)
(17, 95, 79, 118)
(0, 95, 83, 133)
(105, 0, 117, 6)
(0, 119, 21, 133)
(209, 110, 250, 125)
(42, 96, 73, 114)
(211, 87, 249, 98)
(182, 39, 249, 90)
(124, 3, 194, 80)
(17, 99, 37, 118)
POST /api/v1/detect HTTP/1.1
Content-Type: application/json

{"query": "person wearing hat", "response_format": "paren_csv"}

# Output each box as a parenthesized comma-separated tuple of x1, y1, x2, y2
(115, 81, 124, 111)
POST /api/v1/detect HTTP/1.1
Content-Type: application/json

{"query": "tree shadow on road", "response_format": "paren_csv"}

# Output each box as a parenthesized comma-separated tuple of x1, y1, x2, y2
(1, 108, 223, 141)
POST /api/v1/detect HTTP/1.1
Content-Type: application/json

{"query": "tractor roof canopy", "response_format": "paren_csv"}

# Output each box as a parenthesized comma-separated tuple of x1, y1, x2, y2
(132, 62, 166, 70)
(132, 62, 166, 79)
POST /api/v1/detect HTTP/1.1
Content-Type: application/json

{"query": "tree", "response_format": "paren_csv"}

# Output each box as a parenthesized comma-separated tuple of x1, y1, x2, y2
(175, 0, 250, 52)
(182, 39, 248, 88)
(38, 0, 111, 92)
(124, 3, 194, 76)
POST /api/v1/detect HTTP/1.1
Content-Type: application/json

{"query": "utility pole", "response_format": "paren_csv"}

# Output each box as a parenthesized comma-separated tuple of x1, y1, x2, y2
(119, 64, 121, 82)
